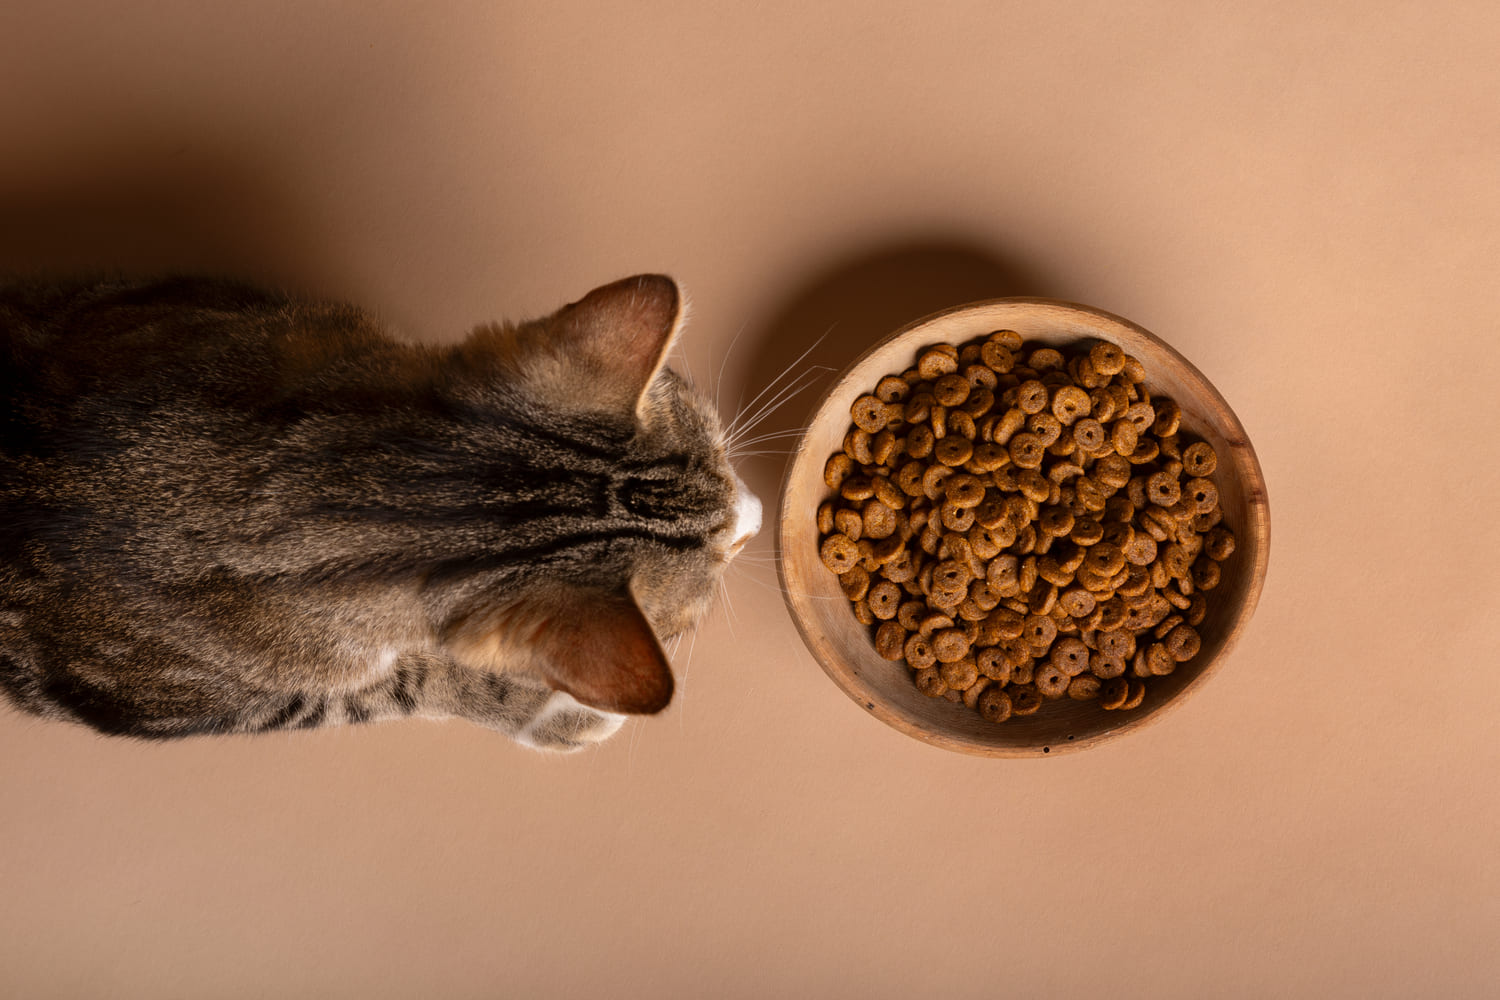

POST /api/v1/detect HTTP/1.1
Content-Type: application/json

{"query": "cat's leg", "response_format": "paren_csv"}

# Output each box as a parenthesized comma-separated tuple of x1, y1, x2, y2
(252, 653, 626, 751)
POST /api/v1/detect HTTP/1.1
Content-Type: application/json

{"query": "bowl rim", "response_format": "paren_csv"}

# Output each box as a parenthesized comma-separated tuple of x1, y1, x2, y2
(775, 296, 1271, 756)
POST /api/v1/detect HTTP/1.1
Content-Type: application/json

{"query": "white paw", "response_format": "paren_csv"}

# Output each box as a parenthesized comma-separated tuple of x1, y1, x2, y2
(514, 691, 627, 752)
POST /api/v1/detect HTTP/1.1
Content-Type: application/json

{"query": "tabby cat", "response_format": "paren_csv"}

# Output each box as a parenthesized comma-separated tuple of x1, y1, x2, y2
(0, 274, 760, 750)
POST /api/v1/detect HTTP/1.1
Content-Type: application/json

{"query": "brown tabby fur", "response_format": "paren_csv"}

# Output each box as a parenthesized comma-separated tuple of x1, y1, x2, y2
(0, 273, 751, 749)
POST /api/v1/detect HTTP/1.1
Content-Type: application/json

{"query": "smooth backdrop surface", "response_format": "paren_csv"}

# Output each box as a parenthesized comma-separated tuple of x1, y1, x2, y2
(3, 2, 1498, 997)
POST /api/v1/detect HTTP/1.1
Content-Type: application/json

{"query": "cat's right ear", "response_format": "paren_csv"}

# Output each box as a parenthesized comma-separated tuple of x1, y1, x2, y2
(553, 274, 682, 419)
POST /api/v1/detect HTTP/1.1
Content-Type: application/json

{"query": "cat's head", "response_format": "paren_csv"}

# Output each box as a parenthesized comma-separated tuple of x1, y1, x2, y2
(448, 275, 760, 718)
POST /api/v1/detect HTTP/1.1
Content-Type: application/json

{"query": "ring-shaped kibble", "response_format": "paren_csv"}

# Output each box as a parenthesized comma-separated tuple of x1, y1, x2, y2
(1139, 507, 1175, 542)
(929, 405, 949, 440)
(1088, 340, 1125, 376)
(1090, 652, 1127, 680)
(1097, 598, 1128, 631)
(1123, 401, 1155, 433)
(904, 634, 937, 669)
(1124, 533, 1157, 566)
(1014, 469, 1049, 503)
(1086, 389, 1115, 425)
(820, 534, 860, 574)
(871, 428, 897, 465)
(1029, 583, 1059, 617)
(841, 476, 876, 503)
(1147, 471, 1181, 507)
(917, 612, 955, 637)
(1099, 676, 1130, 709)
(944, 474, 986, 509)
(932, 373, 971, 407)
(980, 340, 1015, 373)
(1008, 658, 1036, 687)
(1010, 684, 1043, 716)
(1151, 398, 1182, 437)
(833, 510, 862, 542)
(839, 566, 871, 602)
(874, 620, 906, 660)
(904, 391, 935, 425)
(1128, 438, 1160, 465)
(1034, 557, 1070, 589)
(917, 348, 959, 380)
(977, 686, 1013, 723)
(928, 581, 967, 610)
(921, 464, 954, 501)
(817, 501, 836, 536)
(965, 364, 998, 390)
(993, 407, 1027, 445)
(1153, 614, 1184, 642)
(1187, 592, 1207, 627)
(968, 525, 1003, 560)
(897, 600, 927, 631)
(1146, 642, 1175, 676)
(1050, 636, 1091, 677)
(883, 549, 918, 582)
(1016, 380, 1050, 415)
(895, 461, 926, 497)
(1049, 385, 1091, 426)
(846, 429, 874, 465)
(852, 599, 875, 626)
(1039, 505, 1075, 539)
(1058, 587, 1096, 619)
(1071, 418, 1105, 453)
(1162, 543, 1191, 579)
(932, 559, 972, 590)
(862, 500, 898, 539)
(1026, 412, 1061, 447)
(1008, 432, 1046, 469)
(875, 375, 911, 403)
(968, 580, 1002, 612)
(1205, 526, 1236, 561)
(1192, 558, 1221, 591)
(871, 476, 906, 511)
(940, 502, 975, 533)
(823, 453, 853, 490)
(935, 436, 974, 467)
(1184, 477, 1218, 515)
(1068, 675, 1102, 701)
(961, 388, 995, 420)
(976, 647, 1012, 684)
(932, 628, 971, 663)
(1034, 662, 1069, 699)
(1094, 454, 1132, 490)
(1069, 516, 1105, 547)
(1182, 441, 1218, 477)
(851, 394, 889, 433)
(914, 667, 947, 697)
(1027, 347, 1065, 372)
(867, 581, 902, 620)
(1022, 613, 1057, 651)
(986, 554, 1020, 595)
(946, 410, 977, 441)
(970, 442, 1008, 471)
(939, 657, 979, 691)
(1074, 477, 1107, 512)
(1110, 419, 1138, 458)
(1119, 678, 1146, 710)
(1097, 629, 1133, 661)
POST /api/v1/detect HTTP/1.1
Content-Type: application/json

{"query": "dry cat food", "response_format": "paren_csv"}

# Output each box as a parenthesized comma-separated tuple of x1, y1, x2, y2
(816, 331, 1235, 723)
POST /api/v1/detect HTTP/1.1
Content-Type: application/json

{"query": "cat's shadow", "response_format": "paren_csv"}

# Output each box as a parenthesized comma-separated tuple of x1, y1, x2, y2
(728, 240, 1063, 514)
(0, 125, 343, 292)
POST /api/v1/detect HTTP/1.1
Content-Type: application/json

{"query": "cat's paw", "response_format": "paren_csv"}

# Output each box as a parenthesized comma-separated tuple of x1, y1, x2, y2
(514, 691, 627, 752)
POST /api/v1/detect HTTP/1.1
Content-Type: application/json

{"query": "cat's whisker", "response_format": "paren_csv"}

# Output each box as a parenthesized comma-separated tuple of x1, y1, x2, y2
(725, 366, 833, 452)
(713, 321, 751, 417)
(729, 428, 808, 448)
(724, 330, 830, 441)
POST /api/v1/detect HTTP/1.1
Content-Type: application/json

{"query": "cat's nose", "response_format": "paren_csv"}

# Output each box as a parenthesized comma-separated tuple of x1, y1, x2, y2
(728, 478, 762, 556)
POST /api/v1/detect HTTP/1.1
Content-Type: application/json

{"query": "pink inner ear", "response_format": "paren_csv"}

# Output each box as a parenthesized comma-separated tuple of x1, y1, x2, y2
(563, 274, 680, 409)
(531, 590, 675, 715)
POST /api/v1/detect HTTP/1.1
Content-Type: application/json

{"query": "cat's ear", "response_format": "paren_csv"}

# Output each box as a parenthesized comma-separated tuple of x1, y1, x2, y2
(556, 274, 681, 418)
(530, 588, 675, 715)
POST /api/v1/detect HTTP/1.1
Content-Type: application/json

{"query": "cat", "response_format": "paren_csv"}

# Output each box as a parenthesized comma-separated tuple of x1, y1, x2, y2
(0, 273, 760, 750)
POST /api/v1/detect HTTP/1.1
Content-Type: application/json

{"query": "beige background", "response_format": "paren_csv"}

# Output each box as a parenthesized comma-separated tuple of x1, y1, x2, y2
(3, 1, 1498, 997)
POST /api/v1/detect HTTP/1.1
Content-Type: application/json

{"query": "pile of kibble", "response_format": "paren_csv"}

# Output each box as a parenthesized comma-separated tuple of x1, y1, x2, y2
(817, 331, 1235, 723)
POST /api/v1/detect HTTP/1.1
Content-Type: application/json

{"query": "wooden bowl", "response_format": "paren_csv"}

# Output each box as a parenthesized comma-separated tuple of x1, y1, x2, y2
(778, 298, 1269, 756)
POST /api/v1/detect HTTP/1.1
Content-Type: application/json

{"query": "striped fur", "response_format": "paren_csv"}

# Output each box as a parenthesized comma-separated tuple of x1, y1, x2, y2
(0, 274, 754, 749)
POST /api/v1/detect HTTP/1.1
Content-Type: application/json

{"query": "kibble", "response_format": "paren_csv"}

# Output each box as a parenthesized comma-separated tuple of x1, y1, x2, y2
(816, 330, 1236, 725)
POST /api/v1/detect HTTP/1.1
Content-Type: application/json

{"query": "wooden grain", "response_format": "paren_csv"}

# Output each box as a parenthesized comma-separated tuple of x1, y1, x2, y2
(777, 299, 1270, 757)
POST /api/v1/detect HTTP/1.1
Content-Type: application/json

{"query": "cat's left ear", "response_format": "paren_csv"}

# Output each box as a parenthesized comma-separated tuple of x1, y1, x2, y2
(556, 274, 682, 418)
(529, 587, 675, 715)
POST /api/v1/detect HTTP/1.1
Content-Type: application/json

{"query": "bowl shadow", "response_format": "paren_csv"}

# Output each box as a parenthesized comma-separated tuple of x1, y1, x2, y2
(727, 239, 1062, 509)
